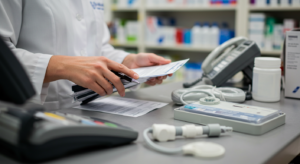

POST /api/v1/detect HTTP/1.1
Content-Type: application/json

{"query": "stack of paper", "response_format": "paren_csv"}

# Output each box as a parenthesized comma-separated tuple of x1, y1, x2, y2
(132, 59, 189, 82)
(74, 97, 168, 117)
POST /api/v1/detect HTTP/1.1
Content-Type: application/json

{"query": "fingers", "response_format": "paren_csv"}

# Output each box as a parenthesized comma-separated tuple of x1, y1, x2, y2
(88, 82, 106, 97)
(145, 79, 157, 86)
(146, 76, 166, 86)
(103, 70, 126, 97)
(94, 74, 114, 95)
(148, 53, 171, 65)
(107, 60, 139, 79)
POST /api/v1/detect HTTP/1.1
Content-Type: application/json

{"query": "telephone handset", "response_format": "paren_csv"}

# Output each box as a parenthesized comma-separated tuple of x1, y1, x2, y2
(184, 37, 261, 88)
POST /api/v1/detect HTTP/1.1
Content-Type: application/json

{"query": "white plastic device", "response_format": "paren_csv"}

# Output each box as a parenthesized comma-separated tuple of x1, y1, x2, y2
(143, 124, 232, 158)
(172, 85, 246, 105)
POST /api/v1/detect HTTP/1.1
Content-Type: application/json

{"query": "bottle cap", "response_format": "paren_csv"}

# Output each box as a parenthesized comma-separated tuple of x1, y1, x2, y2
(203, 22, 209, 26)
(194, 22, 201, 26)
(212, 22, 218, 27)
(157, 18, 163, 26)
(222, 22, 228, 28)
(255, 57, 281, 69)
(169, 18, 176, 26)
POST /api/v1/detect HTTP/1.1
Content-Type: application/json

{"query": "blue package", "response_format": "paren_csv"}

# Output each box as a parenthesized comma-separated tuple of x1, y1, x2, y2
(184, 30, 192, 45)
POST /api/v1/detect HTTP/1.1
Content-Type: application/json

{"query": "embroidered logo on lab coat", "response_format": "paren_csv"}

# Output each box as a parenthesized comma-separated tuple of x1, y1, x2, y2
(90, 2, 104, 10)
(293, 86, 300, 93)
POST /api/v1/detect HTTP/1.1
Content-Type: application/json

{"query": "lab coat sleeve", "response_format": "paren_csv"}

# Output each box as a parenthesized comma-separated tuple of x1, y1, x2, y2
(101, 22, 130, 64)
(0, 0, 52, 104)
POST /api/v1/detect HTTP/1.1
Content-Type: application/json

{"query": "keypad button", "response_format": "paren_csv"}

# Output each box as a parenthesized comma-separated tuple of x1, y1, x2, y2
(213, 67, 220, 72)
(105, 123, 118, 128)
(81, 120, 97, 126)
(244, 41, 252, 46)
(221, 61, 228, 65)
(218, 64, 224, 69)
(226, 56, 234, 62)
(231, 53, 239, 57)
(94, 121, 104, 125)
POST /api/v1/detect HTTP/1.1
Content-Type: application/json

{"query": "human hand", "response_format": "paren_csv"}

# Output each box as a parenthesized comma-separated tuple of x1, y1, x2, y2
(122, 53, 172, 86)
(44, 56, 139, 97)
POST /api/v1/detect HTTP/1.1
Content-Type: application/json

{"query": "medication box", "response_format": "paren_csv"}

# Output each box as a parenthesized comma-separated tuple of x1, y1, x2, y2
(285, 31, 300, 99)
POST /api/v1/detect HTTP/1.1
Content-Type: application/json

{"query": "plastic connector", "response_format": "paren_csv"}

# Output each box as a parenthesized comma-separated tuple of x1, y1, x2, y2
(152, 124, 176, 142)
(182, 124, 203, 138)
(203, 124, 233, 137)
(152, 124, 233, 142)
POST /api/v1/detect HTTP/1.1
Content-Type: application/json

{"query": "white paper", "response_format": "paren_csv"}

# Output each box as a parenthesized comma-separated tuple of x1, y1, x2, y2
(132, 59, 189, 78)
(74, 97, 168, 117)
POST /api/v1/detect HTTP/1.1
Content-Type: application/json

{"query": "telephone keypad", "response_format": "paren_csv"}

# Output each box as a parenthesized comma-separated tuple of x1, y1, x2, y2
(243, 41, 253, 46)
(226, 56, 235, 62)
(208, 70, 218, 78)
(221, 61, 228, 66)
(214, 67, 221, 72)
(231, 52, 239, 57)
(218, 64, 225, 69)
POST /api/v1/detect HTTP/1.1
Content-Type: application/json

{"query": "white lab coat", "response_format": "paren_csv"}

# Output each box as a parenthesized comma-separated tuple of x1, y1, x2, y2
(0, 0, 129, 110)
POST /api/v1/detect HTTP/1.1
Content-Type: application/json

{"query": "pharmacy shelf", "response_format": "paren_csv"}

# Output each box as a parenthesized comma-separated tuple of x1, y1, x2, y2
(107, 1, 288, 56)
(249, 6, 300, 11)
(110, 40, 138, 48)
(146, 45, 281, 56)
(146, 44, 214, 52)
(146, 6, 236, 11)
(260, 50, 281, 56)
(111, 6, 138, 12)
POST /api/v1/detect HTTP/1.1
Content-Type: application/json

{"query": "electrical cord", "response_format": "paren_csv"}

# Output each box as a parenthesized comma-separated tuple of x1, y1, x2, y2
(143, 128, 182, 154)
(180, 89, 215, 105)
(172, 85, 246, 105)
(192, 85, 226, 101)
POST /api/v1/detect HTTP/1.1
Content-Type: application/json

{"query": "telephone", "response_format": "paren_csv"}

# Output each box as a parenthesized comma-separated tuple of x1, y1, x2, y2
(183, 37, 261, 88)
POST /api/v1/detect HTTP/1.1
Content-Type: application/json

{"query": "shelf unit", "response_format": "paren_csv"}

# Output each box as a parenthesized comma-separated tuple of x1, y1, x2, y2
(111, 7, 138, 11)
(146, 6, 236, 11)
(107, 1, 300, 57)
(145, 44, 214, 52)
(109, 40, 138, 48)
(249, 6, 300, 11)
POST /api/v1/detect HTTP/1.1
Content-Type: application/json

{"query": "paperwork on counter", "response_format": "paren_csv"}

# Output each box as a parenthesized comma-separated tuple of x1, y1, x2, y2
(74, 97, 168, 117)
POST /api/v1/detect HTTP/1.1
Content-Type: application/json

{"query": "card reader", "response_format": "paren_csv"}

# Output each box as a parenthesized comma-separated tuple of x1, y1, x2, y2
(0, 107, 138, 162)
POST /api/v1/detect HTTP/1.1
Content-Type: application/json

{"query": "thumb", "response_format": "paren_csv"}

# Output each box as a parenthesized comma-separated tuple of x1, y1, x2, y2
(148, 54, 171, 65)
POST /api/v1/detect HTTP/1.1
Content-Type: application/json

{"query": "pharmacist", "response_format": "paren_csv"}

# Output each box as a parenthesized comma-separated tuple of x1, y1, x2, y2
(0, 0, 171, 110)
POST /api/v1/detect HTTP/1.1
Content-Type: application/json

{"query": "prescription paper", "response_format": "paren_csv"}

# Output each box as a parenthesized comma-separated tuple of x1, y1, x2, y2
(74, 97, 168, 117)
(132, 59, 189, 79)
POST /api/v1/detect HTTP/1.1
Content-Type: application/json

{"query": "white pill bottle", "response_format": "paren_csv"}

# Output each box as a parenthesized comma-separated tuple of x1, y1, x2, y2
(252, 57, 281, 102)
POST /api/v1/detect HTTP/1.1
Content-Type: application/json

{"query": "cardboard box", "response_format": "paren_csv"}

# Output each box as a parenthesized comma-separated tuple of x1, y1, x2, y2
(285, 31, 300, 99)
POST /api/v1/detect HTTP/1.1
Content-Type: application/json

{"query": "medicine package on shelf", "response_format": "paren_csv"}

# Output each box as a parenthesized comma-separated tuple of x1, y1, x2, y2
(178, 101, 282, 124)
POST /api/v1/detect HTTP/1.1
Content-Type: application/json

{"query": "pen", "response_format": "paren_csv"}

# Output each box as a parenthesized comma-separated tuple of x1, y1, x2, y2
(72, 71, 139, 93)
(81, 94, 101, 105)
(111, 70, 140, 84)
